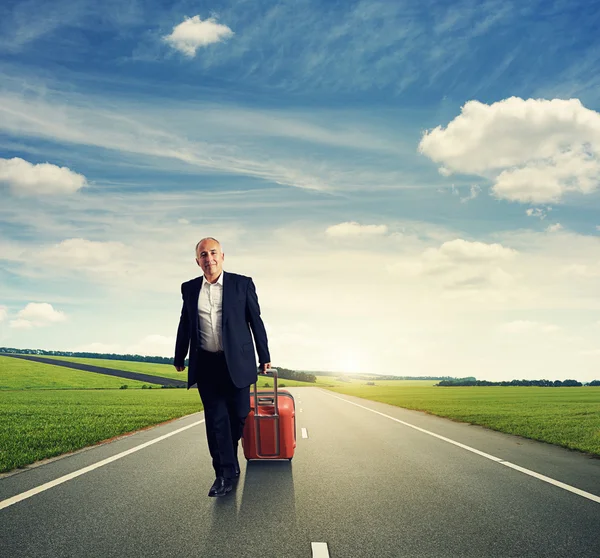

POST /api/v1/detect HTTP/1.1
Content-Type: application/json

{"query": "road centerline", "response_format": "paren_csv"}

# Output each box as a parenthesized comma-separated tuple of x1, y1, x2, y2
(311, 542, 330, 557)
(322, 391, 600, 505)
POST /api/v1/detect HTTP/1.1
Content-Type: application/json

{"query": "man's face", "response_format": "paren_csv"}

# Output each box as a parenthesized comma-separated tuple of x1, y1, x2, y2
(196, 240, 224, 278)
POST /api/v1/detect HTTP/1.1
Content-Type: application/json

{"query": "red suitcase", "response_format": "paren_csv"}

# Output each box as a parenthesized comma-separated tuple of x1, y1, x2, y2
(242, 369, 296, 460)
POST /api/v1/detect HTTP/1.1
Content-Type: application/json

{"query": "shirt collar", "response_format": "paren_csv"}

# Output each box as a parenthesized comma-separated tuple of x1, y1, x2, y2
(203, 270, 224, 286)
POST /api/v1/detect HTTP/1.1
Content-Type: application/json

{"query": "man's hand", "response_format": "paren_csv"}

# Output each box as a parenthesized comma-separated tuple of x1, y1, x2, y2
(174, 365, 186, 372)
(259, 362, 271, 375)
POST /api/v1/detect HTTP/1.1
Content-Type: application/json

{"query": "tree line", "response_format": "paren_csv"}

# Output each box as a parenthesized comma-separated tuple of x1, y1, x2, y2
(436, 377, 599, 387)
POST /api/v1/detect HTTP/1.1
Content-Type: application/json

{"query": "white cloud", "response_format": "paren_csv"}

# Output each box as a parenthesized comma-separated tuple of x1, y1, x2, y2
(0, 306, 8, 322)
(0, 157, 87, 196)
(427, 239, 516, 263)
(386, 238, 518, 297)
(125, 335, 176, 357)
(10, 302, 67, 329)
(163, 16, 234, 57)
(42, 238, 128, 266)
(460, 185, 481, 203)
(325, 222, 389, 237)
(526, 207, 549, 219)
(37, 238, 135, 279)
(419, 97, 600, 204)
(546, 223, 563, 233)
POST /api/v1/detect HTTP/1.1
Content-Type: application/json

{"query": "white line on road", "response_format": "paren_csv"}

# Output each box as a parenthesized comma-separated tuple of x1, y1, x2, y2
(0, 419, 206, 511)
(311, 542, 330, 557)
(302, 428, 308, 438)
(323, 392, 600, 505)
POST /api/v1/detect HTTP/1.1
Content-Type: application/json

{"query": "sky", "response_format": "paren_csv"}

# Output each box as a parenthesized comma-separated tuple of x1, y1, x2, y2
(1, 0, 600, 382)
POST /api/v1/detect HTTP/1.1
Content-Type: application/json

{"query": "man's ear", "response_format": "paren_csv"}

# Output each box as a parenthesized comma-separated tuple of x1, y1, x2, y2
(195, 258, 201, 267)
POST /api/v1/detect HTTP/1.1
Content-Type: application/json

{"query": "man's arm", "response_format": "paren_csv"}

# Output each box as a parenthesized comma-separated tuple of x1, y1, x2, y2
(245, 278, 271, 373)
(174, 284, 190, 372)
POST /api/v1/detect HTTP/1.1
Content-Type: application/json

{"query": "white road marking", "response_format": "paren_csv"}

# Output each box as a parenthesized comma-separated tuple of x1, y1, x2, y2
(324, 392, 600, 505)
(0, 419, 206, 511)
(300, 408, 303, 412)
(302, 428, 308, 438)
(311, 542, 330, 557)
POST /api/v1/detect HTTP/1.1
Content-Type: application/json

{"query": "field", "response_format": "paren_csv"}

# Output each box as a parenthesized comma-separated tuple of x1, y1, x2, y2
(0, 389, 202, 472)
(326, 382, 600, 455)
(0, 356, 155, 390)
(1, 355, 599, 473)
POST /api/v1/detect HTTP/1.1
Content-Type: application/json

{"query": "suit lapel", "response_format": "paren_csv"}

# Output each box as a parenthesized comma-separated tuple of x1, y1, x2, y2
(222, 271, 230, 330)
(191, 277, 202, 333)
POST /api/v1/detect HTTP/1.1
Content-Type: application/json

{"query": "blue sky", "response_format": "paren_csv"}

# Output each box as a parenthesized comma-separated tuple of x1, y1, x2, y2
(2, 0, 600, 381)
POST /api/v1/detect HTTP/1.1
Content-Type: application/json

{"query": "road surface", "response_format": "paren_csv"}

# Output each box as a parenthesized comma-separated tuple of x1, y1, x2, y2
(1, 387, 599, 557)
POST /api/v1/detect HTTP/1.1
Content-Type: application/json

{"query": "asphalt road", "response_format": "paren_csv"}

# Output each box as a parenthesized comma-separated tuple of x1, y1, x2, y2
(1, 387, 599, 558)
(2, 354, 186, 387)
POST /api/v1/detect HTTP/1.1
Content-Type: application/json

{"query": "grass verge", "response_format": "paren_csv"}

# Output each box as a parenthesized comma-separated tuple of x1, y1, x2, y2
(323, 384, 600, 456)
(0, 389, 201, 473)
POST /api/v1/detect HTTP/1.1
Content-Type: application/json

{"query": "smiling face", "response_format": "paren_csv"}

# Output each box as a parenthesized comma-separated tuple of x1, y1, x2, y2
(196, 238, 224, 282)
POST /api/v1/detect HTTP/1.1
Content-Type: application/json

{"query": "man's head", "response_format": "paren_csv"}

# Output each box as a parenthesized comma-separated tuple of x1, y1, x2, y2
(195, 237, 224, 282)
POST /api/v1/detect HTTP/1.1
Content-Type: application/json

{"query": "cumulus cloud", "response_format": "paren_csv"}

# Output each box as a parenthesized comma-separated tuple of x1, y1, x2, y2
(419, 97, 600, 204)
(126, 334, 176, 357)
(526, 207, 550, 219)
(0, 157, 87, 196)
(163, 16, 234, 57)
(10, 302, 66, 328)
(325, 222, 389, 237)
(42, 238, 128, 265)
(546, 223, 563, 233)
(426, 239, 517, 263)
(387, 238, 518, 294)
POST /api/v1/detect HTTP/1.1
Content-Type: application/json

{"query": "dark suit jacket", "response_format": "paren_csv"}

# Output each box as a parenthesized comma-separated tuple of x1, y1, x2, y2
(174, 271, 271, 389)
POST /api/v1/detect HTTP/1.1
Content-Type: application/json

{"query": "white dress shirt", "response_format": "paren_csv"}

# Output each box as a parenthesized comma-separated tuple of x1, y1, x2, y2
(198, 271, 224, 352)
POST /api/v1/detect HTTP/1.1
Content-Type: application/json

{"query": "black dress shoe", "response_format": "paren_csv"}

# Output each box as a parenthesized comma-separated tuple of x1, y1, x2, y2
(208, 476, 233, 498)
(235, 463, 240, 477)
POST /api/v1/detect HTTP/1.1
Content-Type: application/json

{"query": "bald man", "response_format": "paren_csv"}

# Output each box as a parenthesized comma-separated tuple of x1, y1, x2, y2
(174, 237, 271, 497)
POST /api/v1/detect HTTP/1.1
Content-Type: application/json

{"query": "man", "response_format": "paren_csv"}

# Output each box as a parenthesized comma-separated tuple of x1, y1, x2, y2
(174, 237, 271, 497)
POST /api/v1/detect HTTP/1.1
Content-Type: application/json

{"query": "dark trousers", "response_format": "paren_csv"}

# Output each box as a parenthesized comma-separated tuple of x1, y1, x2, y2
(196, 349, 250, 479)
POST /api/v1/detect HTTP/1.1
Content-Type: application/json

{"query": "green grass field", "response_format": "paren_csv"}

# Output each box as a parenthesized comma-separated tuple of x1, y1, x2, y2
(1, 355, 599, 473)
(0, 356, 155, 390)
(0, 389, 202, 472)
(326, 383, 600, 455)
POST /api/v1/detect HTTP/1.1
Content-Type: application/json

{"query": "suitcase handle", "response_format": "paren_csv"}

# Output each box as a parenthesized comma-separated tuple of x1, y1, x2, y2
(253, 368, 280, 458)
